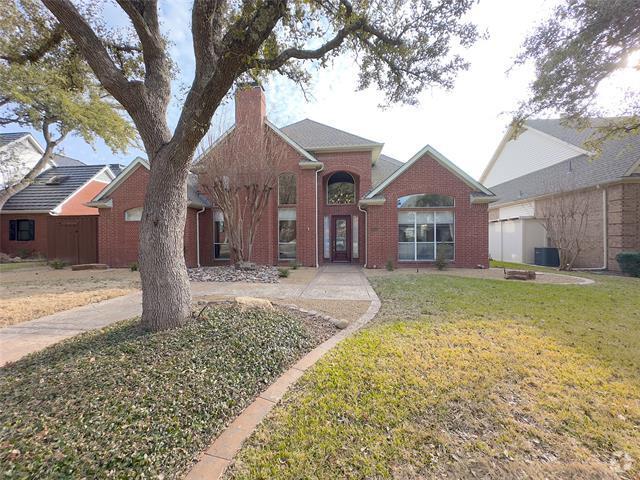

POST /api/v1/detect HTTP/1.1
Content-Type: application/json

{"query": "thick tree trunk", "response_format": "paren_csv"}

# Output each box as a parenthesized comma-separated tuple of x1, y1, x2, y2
(138, 148, 192, 331)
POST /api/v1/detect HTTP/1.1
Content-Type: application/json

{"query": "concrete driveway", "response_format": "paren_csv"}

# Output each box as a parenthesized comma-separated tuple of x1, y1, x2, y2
(0, 265, 373, 366)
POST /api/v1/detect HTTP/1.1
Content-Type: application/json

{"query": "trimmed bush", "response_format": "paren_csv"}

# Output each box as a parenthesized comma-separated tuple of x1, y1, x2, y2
(278, 267, 290, 278)
(616, 252, 640, 277)
(129, 262, 138, 271)
(48, 258, 68, 270)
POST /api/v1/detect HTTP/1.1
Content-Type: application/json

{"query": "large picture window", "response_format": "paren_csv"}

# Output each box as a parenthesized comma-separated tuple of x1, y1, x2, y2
(278, 173, 296, 206)
(398, 211, 454, 261)
(327, 172, 355, 205)
(397, 194, 454, 208)
(213, 211, 229, 260)
(9, 219, 35, 241)
(278, 208, 296, 260)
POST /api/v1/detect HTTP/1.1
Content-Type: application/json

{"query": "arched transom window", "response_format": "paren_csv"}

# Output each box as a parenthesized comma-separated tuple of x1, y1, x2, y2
(327, 171, 355, 205)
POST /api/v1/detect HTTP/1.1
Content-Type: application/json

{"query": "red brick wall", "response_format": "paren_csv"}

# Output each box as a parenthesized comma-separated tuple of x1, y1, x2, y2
(97, 165, 206, 268)
(608, 182, 640, 271)
(57, 180, 107, 216)
(365, 153, 489, 269)
(0, 213, 50, 258)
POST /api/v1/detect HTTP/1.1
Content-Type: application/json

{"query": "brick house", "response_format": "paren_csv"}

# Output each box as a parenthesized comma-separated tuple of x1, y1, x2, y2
(88, 84, 492, 269)
(481, 119, 640, 270)
(1, 163, 116, 264)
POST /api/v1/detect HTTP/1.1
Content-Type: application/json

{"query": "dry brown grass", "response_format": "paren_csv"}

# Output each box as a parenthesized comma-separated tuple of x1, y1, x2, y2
(0, 267, 139, 327)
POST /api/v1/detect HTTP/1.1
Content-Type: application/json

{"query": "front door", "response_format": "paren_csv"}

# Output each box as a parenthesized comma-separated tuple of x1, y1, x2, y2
(331, 215, 351, 262)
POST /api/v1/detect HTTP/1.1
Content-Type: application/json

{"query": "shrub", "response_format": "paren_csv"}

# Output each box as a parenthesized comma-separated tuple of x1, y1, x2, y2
(17, 248, 33, 259)
(129, 262, 138, 272)
(386, 260, 394, 271)
(278, 267, 290, 278)
(435, 255, 448, 271)
(291, 262, 299, 270)
(48, 259, 68, 270)
(616, 252, 640, 277)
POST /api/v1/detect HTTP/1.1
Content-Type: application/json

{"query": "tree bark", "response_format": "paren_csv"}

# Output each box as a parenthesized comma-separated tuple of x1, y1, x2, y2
(138, 147, 192, 331)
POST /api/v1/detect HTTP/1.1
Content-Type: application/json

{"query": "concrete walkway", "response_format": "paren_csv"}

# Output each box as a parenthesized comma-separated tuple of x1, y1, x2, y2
(0, 265, 372, 366)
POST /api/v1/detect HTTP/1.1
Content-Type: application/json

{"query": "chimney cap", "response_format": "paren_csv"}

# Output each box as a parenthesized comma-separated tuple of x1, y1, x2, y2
(237, 81, 263, 91)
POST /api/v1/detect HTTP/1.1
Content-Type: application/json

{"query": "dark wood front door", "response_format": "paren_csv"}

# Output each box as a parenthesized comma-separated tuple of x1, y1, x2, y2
(331, 215, 351, 262)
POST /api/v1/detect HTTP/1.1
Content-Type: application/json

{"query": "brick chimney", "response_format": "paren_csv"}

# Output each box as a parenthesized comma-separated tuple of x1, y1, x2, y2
(235, 82, 266, 130)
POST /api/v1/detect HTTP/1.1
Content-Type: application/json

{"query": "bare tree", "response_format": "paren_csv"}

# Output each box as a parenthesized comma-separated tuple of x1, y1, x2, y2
(537, 189, 595, 271)
(41, 0, 479, 331)
(197, 125, 287, 264)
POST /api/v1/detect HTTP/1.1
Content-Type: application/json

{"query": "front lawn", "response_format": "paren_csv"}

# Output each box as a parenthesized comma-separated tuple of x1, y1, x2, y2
(0, 304, 335, 478)
(228, 273, 640, 479)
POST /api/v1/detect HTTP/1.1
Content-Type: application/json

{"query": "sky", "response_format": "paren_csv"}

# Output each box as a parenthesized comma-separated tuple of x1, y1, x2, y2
(1, 0, 634, 180)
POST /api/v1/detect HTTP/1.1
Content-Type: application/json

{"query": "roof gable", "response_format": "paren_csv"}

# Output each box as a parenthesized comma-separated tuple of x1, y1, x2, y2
(366, 145, 493, 198)
(280, 118, 383, 152)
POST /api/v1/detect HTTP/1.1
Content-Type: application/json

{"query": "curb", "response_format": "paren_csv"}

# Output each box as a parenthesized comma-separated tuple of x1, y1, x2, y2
(185, 284, 381, 480)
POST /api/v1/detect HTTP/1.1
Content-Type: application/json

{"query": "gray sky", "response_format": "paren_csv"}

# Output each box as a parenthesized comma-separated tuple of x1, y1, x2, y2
(2, 0, 634, 180)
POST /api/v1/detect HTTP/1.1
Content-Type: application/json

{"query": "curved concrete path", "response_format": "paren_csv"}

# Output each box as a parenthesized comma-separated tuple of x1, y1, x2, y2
(0, 265, 373, 367)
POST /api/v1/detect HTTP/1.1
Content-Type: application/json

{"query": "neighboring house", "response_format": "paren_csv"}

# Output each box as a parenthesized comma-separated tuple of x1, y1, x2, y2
(0, 132, 46, 190)
(1, 165, 115, 264)
(88, 83, 493, 269)
(87, 157, 210, 268)
(481, 118, 640, 270)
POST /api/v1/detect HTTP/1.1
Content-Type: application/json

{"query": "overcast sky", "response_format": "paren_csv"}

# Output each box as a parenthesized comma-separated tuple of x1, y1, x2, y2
(2, 0, 633, 180)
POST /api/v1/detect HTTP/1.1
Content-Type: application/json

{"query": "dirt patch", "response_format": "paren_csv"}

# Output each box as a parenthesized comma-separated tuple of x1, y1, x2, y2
(0, 267, 139, 327)
(279, 267, 318, 285)
(365, 267, 593, 285)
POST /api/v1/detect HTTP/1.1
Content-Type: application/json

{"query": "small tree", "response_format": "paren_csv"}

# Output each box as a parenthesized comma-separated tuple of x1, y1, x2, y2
(197, 125, 287, 264)
(538, 189, 594, 271)
(0, 0, 137, 209)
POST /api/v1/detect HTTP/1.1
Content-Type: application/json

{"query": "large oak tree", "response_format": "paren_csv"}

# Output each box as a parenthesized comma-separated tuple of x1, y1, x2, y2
(41, 0, 479, 331)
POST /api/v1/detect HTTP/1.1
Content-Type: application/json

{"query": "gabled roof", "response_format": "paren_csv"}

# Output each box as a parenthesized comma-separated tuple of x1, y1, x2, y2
(371, 154, 403, 188)
(51, 154, 85, 167)
(2, 165, 111, 212)
(265, 120, 317, 162)
(485, 118, 640, 206)
(280, 118, 384, 153)
(0, 132, 30, 147)
(366, 145, 494, 199)
(90, 157, 210, 208)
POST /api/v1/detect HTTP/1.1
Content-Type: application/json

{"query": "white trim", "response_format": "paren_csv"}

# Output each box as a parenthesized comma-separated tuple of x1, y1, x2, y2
(265, 120, 317, 162)
(359, 198, 386, 206)
(366, 144, 493, 199)
(625, 157, 640, 176)
(52, 165, 115, 214)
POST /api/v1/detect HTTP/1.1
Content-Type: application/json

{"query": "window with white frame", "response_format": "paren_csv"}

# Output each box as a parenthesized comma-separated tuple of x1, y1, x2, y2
(124, 207, 143, 221)
(278, 208, 296, 260)
(213, 210, 229, 260)
(398, 210, 454, 261)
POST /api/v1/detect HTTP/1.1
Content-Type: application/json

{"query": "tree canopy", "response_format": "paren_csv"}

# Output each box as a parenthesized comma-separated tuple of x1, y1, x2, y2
(515, 0, 640, 145)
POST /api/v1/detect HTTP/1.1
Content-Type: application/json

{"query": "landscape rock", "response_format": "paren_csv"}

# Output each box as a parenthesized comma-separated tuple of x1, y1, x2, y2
(188, 265, 279, 283)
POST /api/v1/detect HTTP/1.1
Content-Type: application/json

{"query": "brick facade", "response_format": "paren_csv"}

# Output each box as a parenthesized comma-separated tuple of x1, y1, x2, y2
(1, 213, 50, 258)
(366, 154, 490, 269)
(608, 182, 640, 271)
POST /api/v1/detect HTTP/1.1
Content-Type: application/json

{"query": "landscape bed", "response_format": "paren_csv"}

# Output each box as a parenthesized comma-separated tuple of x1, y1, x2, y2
(0, 304, 336, 478)
(228, 272, 640, 479)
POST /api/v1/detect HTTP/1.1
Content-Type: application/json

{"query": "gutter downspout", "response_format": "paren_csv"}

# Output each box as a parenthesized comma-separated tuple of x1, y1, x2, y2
(602, 187, 608, 270)
(196, 206, 205, 267)
(358, 203, 368, 268)
(315, 162, 325, 268)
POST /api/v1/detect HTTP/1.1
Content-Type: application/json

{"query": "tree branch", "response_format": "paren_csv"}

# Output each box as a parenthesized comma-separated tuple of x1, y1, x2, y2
(0, 24, 66, 64)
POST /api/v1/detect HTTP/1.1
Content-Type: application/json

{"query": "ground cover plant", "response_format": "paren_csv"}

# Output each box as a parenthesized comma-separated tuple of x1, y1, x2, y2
(0, 304, 335, 478)
(228, 272, 640, 479)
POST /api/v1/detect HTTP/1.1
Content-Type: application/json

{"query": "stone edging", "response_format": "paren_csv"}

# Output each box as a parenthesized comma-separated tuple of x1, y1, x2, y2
(185, 284, 382, 480)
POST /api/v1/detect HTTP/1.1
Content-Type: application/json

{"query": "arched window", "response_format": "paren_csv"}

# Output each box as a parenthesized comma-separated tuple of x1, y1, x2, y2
(124, 207, 143, 222)
(397, 194, 454, 262)
(397, 194, 454, 208)
(278, 172, 297, 205)
(327, 171, 355, 205)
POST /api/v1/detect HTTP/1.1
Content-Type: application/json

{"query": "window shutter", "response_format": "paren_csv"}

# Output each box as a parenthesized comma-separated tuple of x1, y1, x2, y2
(9, 220, 16, 241)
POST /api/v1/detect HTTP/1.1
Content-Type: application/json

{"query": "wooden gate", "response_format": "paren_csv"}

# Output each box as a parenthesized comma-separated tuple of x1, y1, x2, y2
(48, 216, 98, 265)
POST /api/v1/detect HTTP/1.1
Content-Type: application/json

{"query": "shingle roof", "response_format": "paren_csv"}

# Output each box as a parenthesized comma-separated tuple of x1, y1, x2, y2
(187, 173, 211, 208)
(280, 119, 382, 150)
(3, 165, 105, 212)
(52, 154, 85, 167)
(372, 154, 403, 188)
(492, 118, 640, 205)
(0, 132, 30, 148)
(109, 163, 125, 176)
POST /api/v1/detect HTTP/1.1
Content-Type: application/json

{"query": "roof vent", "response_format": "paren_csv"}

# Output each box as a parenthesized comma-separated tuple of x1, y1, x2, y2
(45, 175, 69, 185)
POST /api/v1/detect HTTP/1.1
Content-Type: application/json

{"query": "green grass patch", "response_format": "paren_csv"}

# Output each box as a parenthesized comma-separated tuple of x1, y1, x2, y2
(0, 261, 47, 272)
(228, 273, 640, 479)
(1, 305, 331, 478)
